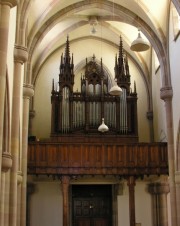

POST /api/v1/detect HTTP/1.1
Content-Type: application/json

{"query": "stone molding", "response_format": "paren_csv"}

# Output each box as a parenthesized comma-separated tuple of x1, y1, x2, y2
(17, 171, 23, 185)
(2, 152, 12, 172)
(14, 45, 28, 64)
(160, 86, 173, 101)
(0, 0, 17, 7)
(23, 84, 34, 98)
(148, 182, 170, 194)
(29, 110, 36, 118)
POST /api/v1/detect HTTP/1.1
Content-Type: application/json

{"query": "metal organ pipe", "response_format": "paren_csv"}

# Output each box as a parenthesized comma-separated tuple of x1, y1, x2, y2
(119, 88, 127, 134)
(62, 87, 70, 133)
(61, 84, 128, 134)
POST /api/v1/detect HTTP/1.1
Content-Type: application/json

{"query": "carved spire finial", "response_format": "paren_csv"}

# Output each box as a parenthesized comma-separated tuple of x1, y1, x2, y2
(64, 35, 70, 62)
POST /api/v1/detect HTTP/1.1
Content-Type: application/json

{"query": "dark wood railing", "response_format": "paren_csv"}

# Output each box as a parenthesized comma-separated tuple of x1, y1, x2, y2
(28, 142, 168, 177)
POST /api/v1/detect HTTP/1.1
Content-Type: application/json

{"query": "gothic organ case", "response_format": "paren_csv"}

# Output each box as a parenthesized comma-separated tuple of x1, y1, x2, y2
(51, 36, 138, 141)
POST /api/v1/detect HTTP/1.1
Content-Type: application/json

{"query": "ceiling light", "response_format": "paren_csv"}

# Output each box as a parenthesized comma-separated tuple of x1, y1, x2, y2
(91, 24, 97, 34)
(89, 16, 98, 35)
(98, 118, 109, 133)
(130, 29, 150, 52)
(109, 78, 122, 96)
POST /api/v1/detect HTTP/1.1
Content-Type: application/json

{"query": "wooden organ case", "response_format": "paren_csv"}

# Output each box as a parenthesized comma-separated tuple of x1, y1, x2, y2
(51, 36, 138, 142)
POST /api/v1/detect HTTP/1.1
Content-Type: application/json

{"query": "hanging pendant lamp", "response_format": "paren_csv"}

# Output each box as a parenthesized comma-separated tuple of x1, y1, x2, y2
(90, 24, 97, 35)
(89, 16, 98, 35)
(109, 78, 122, 96)
(98, 118, 109, 133)
(130, 29, 150, 52)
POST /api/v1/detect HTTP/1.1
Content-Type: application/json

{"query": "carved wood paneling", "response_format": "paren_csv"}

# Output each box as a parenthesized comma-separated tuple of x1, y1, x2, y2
(28, 142, 168, 177)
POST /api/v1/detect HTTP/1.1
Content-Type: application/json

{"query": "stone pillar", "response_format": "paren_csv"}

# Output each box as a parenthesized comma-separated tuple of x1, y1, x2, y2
(160, 86, 177, 226)
(27, 183, 35, 226)
(0, 173, 6, 226)
(175, 173, 180, 226)
(0, 153, 12, 225)
(29, 109, 35, 137)
(0, 0, 17, 193)
(9, 44, 28, 226)
(148, 182, 170, 226)
(146, 111, 154, 142)
(20, 84, 34, 226)
(127, 176, 136, 226)
(61, 176, 70, 226)
(17, 172, 23, 226)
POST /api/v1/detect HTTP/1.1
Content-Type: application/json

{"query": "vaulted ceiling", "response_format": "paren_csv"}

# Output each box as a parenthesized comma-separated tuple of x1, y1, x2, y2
(23, 0, 174, 85)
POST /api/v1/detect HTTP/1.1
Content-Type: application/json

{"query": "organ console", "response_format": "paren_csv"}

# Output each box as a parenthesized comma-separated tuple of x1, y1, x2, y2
(51, 35, 138, 141)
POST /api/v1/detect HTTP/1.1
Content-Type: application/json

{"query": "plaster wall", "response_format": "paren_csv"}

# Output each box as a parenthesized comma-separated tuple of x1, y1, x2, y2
(152, 57, 167, 142)
(30, 182, 63, 226)
(30, 180, 152, 226)
(169, 7, 180, 149)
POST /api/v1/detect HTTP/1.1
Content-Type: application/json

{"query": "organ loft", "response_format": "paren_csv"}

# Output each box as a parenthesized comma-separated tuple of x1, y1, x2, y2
(28, 36, 168, 226)
(50, 35, 138, 142)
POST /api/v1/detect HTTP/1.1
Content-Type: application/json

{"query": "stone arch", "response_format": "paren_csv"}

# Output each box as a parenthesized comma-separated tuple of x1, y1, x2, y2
(172, 0, 180, 16)
(25, 0, 170, 90)
(32, 35, 151, 109)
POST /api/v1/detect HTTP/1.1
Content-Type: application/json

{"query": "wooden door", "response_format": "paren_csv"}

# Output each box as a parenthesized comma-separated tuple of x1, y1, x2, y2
(72, 185, 112, 226)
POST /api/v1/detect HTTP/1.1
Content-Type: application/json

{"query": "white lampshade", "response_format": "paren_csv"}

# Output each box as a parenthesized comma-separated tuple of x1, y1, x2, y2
(98, 118, 109, 133)
(130, 30, 150, 52)
(90, 24, 97, 34)
(109, 79, 122, 96)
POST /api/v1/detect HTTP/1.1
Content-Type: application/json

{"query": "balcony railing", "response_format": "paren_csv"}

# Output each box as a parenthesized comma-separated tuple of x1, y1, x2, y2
(28, 142, 168, 177)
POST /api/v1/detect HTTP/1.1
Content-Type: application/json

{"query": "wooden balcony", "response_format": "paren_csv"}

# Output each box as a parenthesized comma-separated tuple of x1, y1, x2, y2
(28, 141, 168, 177)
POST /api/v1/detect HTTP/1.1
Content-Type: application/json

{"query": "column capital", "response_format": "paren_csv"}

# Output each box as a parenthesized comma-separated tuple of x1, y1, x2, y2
(127, 176, 136, 187)
(29, 109, 36, 118)
(61, 175, 70, 185)
(148, 182, 170, 194)
(0, 0, 17, 7)
(146, 111, 153, 120)
(23, 84, 34, 98)
(17, 171, 23, 185)
(2, 152, 12, 172)
(160, 86, 173, 101)
(14, 44, 28, 64)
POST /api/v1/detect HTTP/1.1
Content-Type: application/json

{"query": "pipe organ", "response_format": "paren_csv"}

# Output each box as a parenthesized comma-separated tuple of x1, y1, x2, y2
(51, 36, 138, 140)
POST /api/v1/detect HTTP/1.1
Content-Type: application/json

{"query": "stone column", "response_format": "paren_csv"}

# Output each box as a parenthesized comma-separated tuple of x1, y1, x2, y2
(61, 176, 70, 226)
(0, 173, 6, 226)
(175, 173, 180, 226)
(27, 183, 35, 226)
(17, 172, 23, 226)
(9, 44, 28, 226)
(29, 109, 35, 137)
(0, 0, 17, 193)
(20, 84, 34, 226)
(0, 153, 12, 225)
(148, 182, 169, 226)
(146, 111, 154, 142)
(127, 176, 136, 226)
(160, 86, 177, 226)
